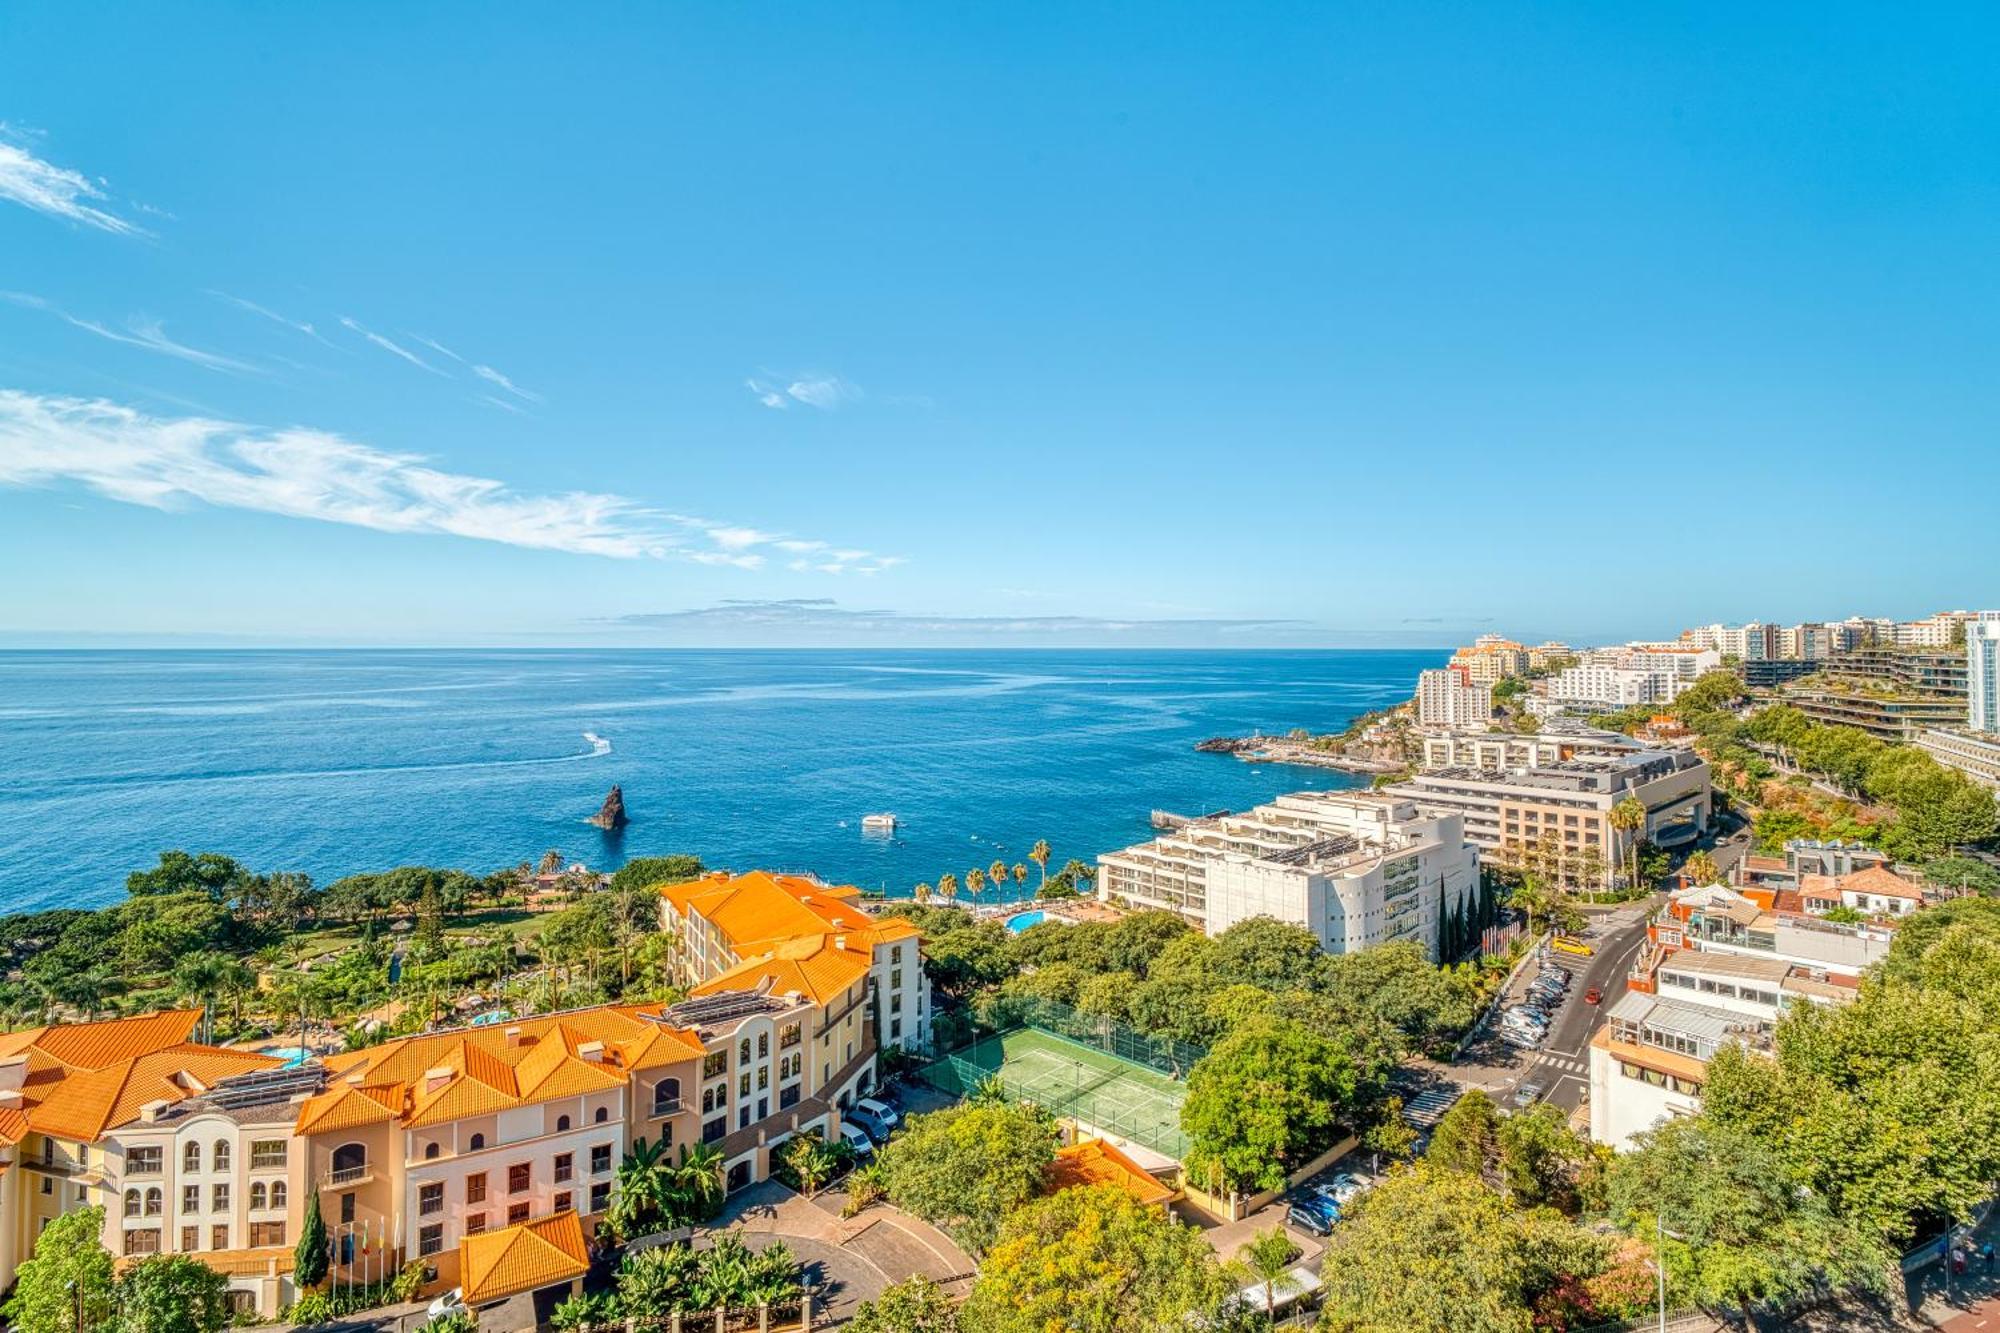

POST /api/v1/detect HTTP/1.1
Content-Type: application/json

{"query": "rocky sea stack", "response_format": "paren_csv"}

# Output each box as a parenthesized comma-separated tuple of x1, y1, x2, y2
(588, 785, 629, 830)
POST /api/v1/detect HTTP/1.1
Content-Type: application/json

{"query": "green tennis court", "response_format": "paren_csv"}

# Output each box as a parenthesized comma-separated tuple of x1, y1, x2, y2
(923, 1026, 1190, 1159)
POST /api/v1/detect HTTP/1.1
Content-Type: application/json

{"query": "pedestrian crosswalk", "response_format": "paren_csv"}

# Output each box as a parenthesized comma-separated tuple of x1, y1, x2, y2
(1400, 1085, 1464, 1128)
(1536, 1055, 1587, 1075)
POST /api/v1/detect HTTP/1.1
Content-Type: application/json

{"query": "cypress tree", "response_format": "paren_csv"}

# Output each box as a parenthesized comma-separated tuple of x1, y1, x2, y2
(294, 1190, 328, 1289)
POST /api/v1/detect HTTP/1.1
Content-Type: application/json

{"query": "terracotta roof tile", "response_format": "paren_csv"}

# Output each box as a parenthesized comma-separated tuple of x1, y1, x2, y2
(458, 1211, 589, 1305)
(29, 1045, 281, 1142)
(1047, 1139, 1175, 1206)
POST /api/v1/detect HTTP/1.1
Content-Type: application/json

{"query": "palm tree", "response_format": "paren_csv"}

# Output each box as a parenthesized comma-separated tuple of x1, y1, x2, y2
(173, 952, 228, 1044)
(965, 868, 986, 902)
(538, 848, 563, 877)
(675, 1142, 726, 1220)
(1029, 840, 1052, 887)
(989, 859, 1007, 894)
(217, 958, 257, 1034)
(1011, 863, 1028, 893)
(1682, 849, 1721, 888)
(913, 882, 933, 905)
(610, 1137, 671, 1239)
(1234, 1227, 1302, 1319)
(1609, 798, 1648, 892)
(1573, 844, 1609, 905)
(937, 873, 958, 905)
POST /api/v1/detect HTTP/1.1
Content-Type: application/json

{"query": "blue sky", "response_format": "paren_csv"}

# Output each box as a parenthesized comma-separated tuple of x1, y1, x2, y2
(1, 4, 1994, 647)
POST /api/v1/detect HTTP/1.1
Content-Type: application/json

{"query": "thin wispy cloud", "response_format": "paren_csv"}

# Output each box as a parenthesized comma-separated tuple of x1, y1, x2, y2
(745, 372, 862, 412)
(0, 137, 147, 237)
(340, 317, 444, 375)
(474, 394, 526, 416)
(3, 292, 255, 374)
(671, 520, 900, 575)
(411, 333, 542, 404)
(0, 389, 896, 572)
(207, 291, 335, 347)
(611, 599, 1306, 646)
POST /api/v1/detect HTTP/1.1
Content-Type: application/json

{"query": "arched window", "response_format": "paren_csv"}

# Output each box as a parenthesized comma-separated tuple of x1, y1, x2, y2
(556, 1115, 571, 1132)
(124, 1188, 141, 1218)
(144, 1187, 162, 1216)
(213, 1140, 231, 1172)
(183, 1142, 201, 1174)
(330, 1142, 366, 1180)
(270, 1181, 287, 1210)
(424, 1142, 440, 1161)
(249, 1182, 267, 1210)
(468, 1133, 485, 1151)
(594, 1107, 608, 1124)
(654, 1077, 681, 1115)
(739, 1039, 751, 1063)
(757, 1032, 769, 1059)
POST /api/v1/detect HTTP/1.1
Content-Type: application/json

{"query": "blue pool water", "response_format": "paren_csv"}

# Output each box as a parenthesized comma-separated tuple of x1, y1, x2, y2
(264, 1046, 311, 1069)
(1004, 910, 1047, 933)
(0, 649, 1440, 912)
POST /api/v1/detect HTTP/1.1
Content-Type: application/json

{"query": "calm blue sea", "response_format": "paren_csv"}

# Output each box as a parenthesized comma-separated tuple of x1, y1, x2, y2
(0, 650, 1443, 914)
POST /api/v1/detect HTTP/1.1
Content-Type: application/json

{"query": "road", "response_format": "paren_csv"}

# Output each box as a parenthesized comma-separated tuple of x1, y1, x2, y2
(1440, 896, 1661, 1115)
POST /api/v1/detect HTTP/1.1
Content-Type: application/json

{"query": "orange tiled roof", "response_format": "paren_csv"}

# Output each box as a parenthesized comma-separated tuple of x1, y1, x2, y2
(689, 932, 873, 1006)
(664, 871, 920, 956)
(1046, 1138, 1175, 1206)
(458, 1211, 589, 1305)
(1839, 865, 1924, 901)
(296, 1004, 703, 1136)
(28, 1044, 281, 1142)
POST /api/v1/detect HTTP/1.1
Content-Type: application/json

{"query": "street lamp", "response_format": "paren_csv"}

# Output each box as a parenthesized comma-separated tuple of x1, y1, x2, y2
(67, 1278, 81, 1333)
(1654, 1212, 1686, 1333)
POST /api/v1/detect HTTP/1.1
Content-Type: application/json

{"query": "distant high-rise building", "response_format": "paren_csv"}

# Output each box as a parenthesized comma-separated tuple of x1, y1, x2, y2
(1970, 616, 2000, 734)
(1417, 665, 1492, 728)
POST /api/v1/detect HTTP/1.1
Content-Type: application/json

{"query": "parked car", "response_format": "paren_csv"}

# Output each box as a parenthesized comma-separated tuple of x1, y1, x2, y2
(1313, 1172, 1367, 1206)
(426, 1291, 467, 1322)
(837, 1122, 876, 1157)
(1498, 1029, 1541, 1051)
(1503, 1010, 1549, 1030)
(845, 1103, 894, 1143)
(1287, 1198, 1338, 1235)
(1550, 936, 1595, 957)
(1512, 1082, 1546, 1108)
(854, 1096, 901, 1131)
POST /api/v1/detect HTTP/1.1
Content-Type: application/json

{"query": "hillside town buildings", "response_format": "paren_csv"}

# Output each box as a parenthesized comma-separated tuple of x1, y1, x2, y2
(1448, 635, 1529, 684)
(1415, 666, 1491, 728)
(1096, 791, 1479, 959)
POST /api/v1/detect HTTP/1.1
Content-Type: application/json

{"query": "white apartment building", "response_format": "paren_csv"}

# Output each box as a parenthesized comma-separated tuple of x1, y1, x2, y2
(1097, 791, 1479, 959)
(1969, 615, 2000, 733)
(1655, 884, 1893, 980)
(1918, 727, 2000, 790)
(1418, 729, 1642, 773)
(1450, 635, 1529, 684)
(1416, 666, 1492, 728)
(1894, 611, 1978, 649)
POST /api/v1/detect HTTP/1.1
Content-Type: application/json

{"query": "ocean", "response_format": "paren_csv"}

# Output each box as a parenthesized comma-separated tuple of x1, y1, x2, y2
(0, 649, 1443, 914)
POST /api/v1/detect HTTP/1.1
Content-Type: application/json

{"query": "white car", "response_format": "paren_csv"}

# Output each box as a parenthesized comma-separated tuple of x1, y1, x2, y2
(837, 1121, 875, 1157)
(425, 1290, 467, 1321)
(854, 1096, 900, 1131)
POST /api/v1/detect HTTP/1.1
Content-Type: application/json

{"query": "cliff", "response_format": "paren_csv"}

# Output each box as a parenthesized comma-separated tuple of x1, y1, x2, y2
(588, 785, 629, 830)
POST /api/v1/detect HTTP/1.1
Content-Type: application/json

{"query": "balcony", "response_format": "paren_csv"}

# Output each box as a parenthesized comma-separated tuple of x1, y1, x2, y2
(323, 1163, 373, 1188)
(649, 1097, 685, 1118)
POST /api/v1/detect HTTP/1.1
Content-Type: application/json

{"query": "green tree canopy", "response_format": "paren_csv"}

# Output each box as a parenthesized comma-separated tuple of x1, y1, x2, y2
(116, 1256, 232, 1333)
(609, 855, 705, 894)
(3, 1206, 116, 1333)
(879, 1100, 1059, 1255)
(849, 1276, 962, 1333)
(1181, 1015, 1358, 1193)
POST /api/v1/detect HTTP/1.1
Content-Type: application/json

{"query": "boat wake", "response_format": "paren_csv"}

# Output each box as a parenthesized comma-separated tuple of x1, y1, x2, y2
(583, 731, 612, 756)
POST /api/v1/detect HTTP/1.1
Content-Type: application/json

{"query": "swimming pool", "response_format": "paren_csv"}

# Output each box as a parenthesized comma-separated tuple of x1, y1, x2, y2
(1004, 910, 1046, 933)
(263, 1046, 312, 1069)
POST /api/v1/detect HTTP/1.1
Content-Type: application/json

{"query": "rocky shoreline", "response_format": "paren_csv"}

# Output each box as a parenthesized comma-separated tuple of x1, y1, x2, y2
(1193, 734, 1404, 774)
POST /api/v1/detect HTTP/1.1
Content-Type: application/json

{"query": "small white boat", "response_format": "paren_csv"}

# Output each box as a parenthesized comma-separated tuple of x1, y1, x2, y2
(860, 812, 898, 832)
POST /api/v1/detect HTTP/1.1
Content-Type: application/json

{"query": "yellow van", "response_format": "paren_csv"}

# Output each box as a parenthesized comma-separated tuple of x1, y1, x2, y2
(1550, 935, 1595, 957)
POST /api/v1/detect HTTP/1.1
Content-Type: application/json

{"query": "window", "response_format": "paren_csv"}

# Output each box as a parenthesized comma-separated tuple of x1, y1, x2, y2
(183, 1185, 200, 1213)
(145, 1188, 163, 1217)
(756, 1065, 769, 1090)
(270, 1182, 287, 1210)
(738, 1106, 751, 1130)
(703, 1118, 726, 1144)
(738, 1072, 750, 1097)
(465, 1214, 488, 1235)
(181, 1226, 199, 1252)
(739, 1038, 751, 1063)
(424, 1141, 441, 1161)
(418, 1224, 443, 1257)
(653, 1078, 681, 1115)
(890, 968, 902, 990)
(508, 1163, 531, 1195)
(249, 1141, 287, 1170)
(757, 1032, 769, 1059)
(703, 1051, 727, 1079)
(330, 1143, 367, 1183)
(124, 1230, 161, 1257)
(212, 1184, 229, 1212)
(419, 1183, 444, 1215)
(340, 1192, 356, 1224)
(212, 1141, 230, 1172)
(250, 1182, 268, 1210)
(590, 1182, 611, 1213)
(554, 1153, 574, 1184)
(779, 1023, 800, 1050)
(594, 1106, 609, 1124)
(183, 1142, 201, 1174)
(552, 1191, 573, 1214)
(127, 1147, 163, 1175)
(507, 1203, 531, 1224)
(249, 1221, 286, 1247)
(556, 1114, 571, 1132)
(124, 1188, 141, 1218)
(212, 1225, 229, 1250)
(469, 1132, 486, 1150)
(466, 1173, 487, 1204)
(779, 1085, 799, 1110)
(590, 1145, 611, 1174)
(702, 1086, 719, 1114)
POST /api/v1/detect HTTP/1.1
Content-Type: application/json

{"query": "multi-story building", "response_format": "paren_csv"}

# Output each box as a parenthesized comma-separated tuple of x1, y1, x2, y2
(1418, 729, 1642, 773)
(1650, 883, 1894, 979)
(0, 1011, 301, 1315)
(1415, 666, 1491, 728)
(1782, 684, 1966, 742)
(1969, 616, 2000, 733)
(1893, 611, 1978, 649)
(1590, 943, 1857, 1150)
(1450, 635, 1529, 684)
(1820, 645, 1969, 698)
(1527, 642, 1575, 670)
(1382, 750, 1711, 887)
(1917, 726, 2000, 791)
(1096, 791, 1479, 958)
(659, 871, 930, 1055)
